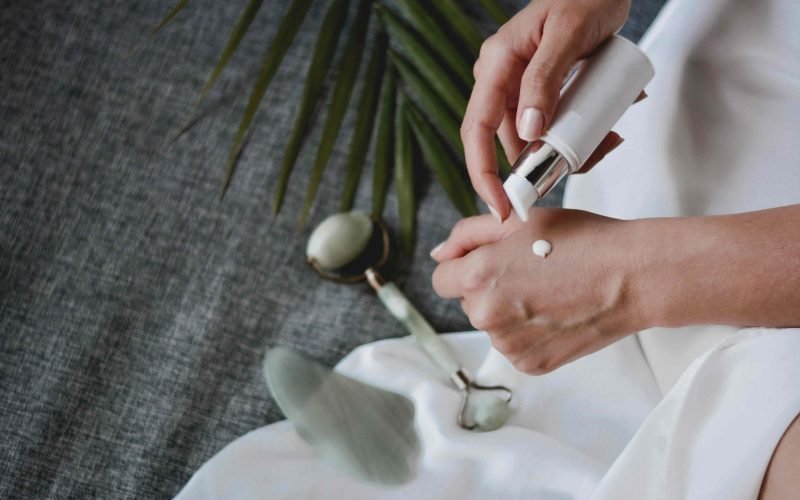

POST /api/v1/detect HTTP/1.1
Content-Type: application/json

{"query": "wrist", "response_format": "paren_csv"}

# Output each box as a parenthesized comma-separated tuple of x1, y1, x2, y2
(625, 216, 714, 330)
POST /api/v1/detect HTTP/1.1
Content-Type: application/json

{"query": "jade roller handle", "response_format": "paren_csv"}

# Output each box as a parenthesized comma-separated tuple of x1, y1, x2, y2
(366, 270, 467, 387)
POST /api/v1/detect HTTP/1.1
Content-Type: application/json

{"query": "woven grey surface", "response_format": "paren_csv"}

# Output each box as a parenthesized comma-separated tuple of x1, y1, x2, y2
(0, 0, 666, 497)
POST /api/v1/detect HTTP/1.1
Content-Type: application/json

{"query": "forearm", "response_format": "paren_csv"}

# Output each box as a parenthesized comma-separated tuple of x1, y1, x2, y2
(631, 205, 800, 329)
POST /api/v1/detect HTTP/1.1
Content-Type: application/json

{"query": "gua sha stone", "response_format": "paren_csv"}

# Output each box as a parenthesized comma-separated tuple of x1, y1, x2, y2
(264, 347, 420, 486)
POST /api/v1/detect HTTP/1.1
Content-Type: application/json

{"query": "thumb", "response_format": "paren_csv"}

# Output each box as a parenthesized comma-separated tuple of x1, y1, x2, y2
(515, 22, 588, 142)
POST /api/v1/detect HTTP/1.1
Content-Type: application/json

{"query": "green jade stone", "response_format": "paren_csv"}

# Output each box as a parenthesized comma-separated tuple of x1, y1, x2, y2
(264, 347, 420, 485)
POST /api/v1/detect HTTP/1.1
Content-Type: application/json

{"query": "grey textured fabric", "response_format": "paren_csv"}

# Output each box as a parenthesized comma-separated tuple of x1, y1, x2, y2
(1, 0, 666, 497)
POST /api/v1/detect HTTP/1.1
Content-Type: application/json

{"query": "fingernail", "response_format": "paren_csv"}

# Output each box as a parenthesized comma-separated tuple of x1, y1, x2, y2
(430, 242, 445, 258)
(518, 108, 544, 141)
(614, 137, 625, 149)
(487, 204, 502, 223)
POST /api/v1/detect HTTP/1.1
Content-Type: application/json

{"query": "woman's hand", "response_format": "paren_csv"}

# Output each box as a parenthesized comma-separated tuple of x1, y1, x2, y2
(431, 205, 800, 375)
(431, 208, 644, 374)
(463, 0, 631, 220)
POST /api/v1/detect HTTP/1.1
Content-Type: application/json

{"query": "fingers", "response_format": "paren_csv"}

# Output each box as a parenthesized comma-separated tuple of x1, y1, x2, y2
(515, 16, 587, 141)
(431, 258, 463, 299)
(497, 109, 527, 165)
(430, 214, 508, 262)
(461, 41, 520, 220)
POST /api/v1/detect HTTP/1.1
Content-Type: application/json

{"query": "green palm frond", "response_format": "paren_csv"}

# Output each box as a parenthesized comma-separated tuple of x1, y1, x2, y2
(272, 0, 351, 215)
(151, 0, 189, 36)
(429, 0, 484, 54)
(196, 0, 264, 105)
(371, 67, 396, 219)
(479, 0, 511, 25)
(300, 0, 373, 227)
(221, 0, 314, 197)
(394, 95, 416, 253)
(389, 50, 462, 152)
(157, 0, 513, 251)
(376, 8, 467, 118)
(341, 32, 388, 211)
(406, 100, 477, 217)
(392, 0, 475, 79)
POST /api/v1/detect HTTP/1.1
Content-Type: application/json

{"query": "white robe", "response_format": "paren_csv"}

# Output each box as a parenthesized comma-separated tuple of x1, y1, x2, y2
(177, 0, 800, 497)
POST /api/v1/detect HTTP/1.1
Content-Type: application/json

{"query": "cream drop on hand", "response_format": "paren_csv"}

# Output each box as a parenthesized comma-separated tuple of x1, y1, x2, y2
(503, 35, 655, 222)
(532, 240, 552, 258)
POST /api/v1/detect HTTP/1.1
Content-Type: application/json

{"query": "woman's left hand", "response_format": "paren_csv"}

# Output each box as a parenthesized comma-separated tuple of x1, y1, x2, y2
(431, 208, 645, 374)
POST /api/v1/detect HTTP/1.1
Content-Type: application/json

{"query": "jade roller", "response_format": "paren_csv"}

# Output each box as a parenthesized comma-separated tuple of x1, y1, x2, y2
(306, 211, 513, 432)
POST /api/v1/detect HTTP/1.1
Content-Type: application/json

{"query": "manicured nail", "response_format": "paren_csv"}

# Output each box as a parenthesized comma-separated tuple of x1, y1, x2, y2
(518, 108, 544, 141)
(613, 136, 625, 149)
(430, 242, 445, 258)
(487, 204, 502, 223)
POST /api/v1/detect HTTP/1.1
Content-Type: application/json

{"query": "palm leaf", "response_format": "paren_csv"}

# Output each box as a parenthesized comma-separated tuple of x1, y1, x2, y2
(272, 0, 351, 215)
(428, 0, 484, 55)
(340, 32, 388, 211)
(391, 0, 475, 84)
(394, 95, 416, 253)
(151, 0, 189, 36)
(372, 67, 396, 219)
(391, 50, 511, 189)
(196, 0, 264, 105)
(376, 8, 468, 117)
(389, 50, 461, 152)
(299, 0, 373, 226)
(479, 0, 511, 25)
(406, 100, 477, 217)
(221, 0, 314, 197)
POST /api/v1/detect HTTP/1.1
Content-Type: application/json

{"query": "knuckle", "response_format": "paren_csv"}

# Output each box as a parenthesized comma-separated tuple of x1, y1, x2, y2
(479, 34, 506, 60)
(514, 356, 548, 376)
(549, 7, 587, 33)
(522, 63, 558, 95)
(472, 59, 481, 79)
(469, 303, 500, 331)
(461, 253, 493, 291)
(490, 335, 514, 355)
(517, 355, 560, 375)
(450, 218, 470, 239)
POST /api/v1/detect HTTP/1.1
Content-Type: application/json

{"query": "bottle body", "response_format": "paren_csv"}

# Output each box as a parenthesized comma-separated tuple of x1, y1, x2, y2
(503, 35, 655, 222)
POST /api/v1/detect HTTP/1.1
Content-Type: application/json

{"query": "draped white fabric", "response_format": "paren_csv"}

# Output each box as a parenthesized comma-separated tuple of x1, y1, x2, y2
(177, 0, 800, 497)
(563, 0, 800, 394)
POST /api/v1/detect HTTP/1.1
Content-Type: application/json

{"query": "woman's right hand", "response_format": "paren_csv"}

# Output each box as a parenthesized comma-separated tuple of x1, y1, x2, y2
(462, 0, 631, 221)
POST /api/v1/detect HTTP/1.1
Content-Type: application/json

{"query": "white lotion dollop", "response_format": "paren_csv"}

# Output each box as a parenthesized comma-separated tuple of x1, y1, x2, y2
(532, 239, 552, 258)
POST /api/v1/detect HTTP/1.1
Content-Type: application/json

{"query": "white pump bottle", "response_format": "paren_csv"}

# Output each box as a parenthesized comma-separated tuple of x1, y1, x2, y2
(503, 35, 655, 221)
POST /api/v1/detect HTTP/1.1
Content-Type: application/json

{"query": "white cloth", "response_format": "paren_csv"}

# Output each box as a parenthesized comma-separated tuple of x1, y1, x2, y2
(177, 329, 800, 499)
(177, 0, 800, 497)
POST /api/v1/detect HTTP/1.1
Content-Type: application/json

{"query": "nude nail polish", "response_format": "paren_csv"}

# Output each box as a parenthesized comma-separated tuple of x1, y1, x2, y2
(430, 242, 445, 258)
(518, 108, 544, 141)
